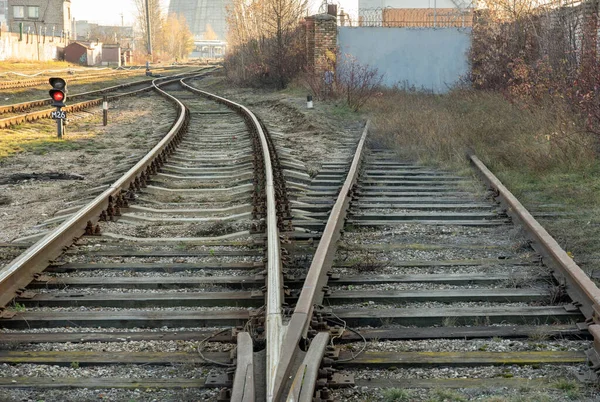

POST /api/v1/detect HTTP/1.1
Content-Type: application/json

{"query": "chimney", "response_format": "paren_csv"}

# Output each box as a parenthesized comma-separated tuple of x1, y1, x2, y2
(327, 4, 337, 16)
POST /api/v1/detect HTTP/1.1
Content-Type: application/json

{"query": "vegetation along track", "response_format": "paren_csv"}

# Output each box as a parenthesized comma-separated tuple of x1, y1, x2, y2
(0, 67, 213, 129)
(1, 75, 600, 401)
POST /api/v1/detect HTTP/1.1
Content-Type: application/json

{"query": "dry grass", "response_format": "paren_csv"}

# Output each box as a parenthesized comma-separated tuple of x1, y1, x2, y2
(0, 60, 75, 75)
(365, 88, 600, 282)
(0, 120, 99, 159)
(367, 89, 596, 173)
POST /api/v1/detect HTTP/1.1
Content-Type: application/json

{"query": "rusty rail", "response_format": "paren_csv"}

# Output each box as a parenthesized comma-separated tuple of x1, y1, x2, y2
(231, 332, 255, 402)
(286, 332, 330, 402)
(0, 69, 144, 90)
(271, 121, 370, 401)
(469, 154, 600, 377)
(179, 79, 283, 400)
(0, 75, 192, 309)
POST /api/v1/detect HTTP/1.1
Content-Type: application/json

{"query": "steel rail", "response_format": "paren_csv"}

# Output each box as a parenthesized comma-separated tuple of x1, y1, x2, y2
(0, 75, 191, 308)
(0, 79, 157, 115)
(231, 332, 255, 402)
(0, 68, 214, 115)
(285, 332, 329, 402)
(0, 69, 212, 128)
(178, 79, 283, 401)
(0, 69, 145, 90)
(272, 121, 371, 401)
(0, 98, 104, 128)
(469, 154, 600, 374)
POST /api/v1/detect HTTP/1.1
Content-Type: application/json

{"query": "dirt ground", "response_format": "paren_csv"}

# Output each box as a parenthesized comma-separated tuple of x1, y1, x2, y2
(0, 92, 177, 245)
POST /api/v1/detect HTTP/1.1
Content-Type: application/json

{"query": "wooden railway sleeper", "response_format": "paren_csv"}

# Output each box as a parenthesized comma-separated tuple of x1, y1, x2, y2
(0, 309, 16, 319)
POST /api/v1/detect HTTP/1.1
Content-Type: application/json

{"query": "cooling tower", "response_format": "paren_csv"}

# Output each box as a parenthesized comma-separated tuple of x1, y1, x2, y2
(168, 0, 230, 40)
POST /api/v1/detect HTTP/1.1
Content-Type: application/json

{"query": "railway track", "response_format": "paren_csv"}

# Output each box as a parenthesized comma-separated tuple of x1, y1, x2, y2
(0, 67, 151, 90)
(0, 74, 286, 400)
(0, 67, 210, 129)
(1, 75, 599, 401)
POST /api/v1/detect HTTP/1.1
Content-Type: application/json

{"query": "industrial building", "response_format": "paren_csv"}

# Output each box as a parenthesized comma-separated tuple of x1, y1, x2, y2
(168, 0, 230, 41)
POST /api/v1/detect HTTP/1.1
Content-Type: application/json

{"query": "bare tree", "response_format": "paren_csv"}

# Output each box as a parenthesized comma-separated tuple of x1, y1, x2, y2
(132, 0, 194, 62)
(133, 0, 163, 59)
(226, 0, 307, 87)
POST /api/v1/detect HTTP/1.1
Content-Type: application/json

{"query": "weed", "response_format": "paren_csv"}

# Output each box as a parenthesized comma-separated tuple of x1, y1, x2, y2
(478, 343, 489, 351)
(70, 361, 80, 369)
(175, 242, 188, 250)
(442, 316, 458, 327)
(382, 388, 413, 402)
(565, 388, 582, 400)
(553, 379, 579, 392)
(428, 388, 468, 402)
(547, 284, 568, 304)
(552, 379, 582, 400)
(12, 302, 26, 312)
(348, 251, 385, 274)
(528, 329, 550, 343)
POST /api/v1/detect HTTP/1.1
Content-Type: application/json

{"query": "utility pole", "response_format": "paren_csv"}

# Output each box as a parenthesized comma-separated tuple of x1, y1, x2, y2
(145, 0, 152, 56)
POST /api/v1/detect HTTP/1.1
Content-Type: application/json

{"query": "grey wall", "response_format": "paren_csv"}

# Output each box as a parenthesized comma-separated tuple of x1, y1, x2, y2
(338, 27, 471, 93)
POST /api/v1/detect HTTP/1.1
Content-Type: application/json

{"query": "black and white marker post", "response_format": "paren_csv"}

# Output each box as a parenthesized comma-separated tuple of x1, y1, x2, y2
(307, 95, 313, 109)
(103, 96, 108, 126)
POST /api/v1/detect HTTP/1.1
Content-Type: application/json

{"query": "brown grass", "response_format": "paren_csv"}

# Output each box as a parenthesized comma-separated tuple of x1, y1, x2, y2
(365, 88, 600, 283)
(0, 60, 75, 75)
(366, 89, 596, 173)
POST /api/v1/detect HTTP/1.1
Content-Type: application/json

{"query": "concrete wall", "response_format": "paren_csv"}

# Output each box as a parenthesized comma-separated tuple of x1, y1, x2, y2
(7, 0, 70, 35)
(338, 27, 471, 93)
(0, 31, 59, 61)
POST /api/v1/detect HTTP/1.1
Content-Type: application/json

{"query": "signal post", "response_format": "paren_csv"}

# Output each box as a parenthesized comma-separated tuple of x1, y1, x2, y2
(49, 77, 67, 138)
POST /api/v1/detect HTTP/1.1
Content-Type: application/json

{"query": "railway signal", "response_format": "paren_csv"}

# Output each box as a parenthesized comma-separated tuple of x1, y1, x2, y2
(49, 77, 67, 107)
(49, 77, 67, 138)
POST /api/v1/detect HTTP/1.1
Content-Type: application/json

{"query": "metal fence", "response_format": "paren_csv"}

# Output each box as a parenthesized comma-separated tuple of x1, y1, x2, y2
(337, 7, 474, 28)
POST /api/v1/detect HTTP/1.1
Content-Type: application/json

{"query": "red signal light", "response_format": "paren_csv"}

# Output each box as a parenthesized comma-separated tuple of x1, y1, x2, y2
(49, 77, 67, 107)
(51, 91, 64, 102)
